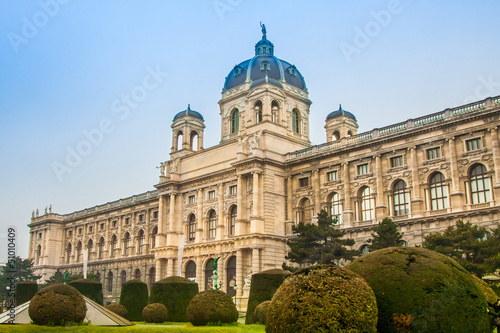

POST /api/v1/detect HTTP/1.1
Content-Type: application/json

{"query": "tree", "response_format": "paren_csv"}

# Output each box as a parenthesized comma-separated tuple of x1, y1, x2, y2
(0, 257, 41, 304)
(367, 218, 405, 251)
(423, 220, 500, 277)
(284, 210, 356, 267)
(44, 270, 100, 287)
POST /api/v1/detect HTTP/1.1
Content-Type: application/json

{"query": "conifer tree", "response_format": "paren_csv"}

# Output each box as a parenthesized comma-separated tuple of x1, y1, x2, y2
(367, 218, 405, 251)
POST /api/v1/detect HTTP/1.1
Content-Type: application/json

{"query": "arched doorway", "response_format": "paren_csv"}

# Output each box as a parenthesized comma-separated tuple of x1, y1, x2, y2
(205, 258, 214, 290)
(226, 256, 236, 297)
(185, 260, 196, 282)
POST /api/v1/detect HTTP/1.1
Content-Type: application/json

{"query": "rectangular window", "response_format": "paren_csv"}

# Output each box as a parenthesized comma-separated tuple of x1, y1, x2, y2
(100, 223, 104, 230)
(229, 185, 237, 195)
(466, 138, 482, 151)
(188, 195, 196, 204)
(208, 190, 216, 200)
(299, 177, 309, 187)
(390, 156, 403, 168)
(426, 147, 441, 160)
(38, 232, 42, 239)
(138, 214, 144, 222)
(153, 211, 158, 219)
(78, 228, 82, 235)
(89, 226, 93, 233)
(357, 164, 369, 175)
(125, 218, 130, 225)
(112, 220, 117, 228)
(327, 171, 337, 182)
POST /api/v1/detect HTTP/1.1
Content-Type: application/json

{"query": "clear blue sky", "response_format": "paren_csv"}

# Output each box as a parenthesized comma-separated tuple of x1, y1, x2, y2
(1, 0, 499, 261)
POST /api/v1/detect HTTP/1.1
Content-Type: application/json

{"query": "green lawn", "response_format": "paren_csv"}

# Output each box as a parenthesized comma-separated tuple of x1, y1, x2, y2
(0, 323, 265, 333)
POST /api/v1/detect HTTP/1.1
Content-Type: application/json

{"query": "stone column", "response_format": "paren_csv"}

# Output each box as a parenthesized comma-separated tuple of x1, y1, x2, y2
(313, 169, 321, 219)
(342, 163, 353, 227)
(251, 247, 261, 274)
(409, 147, 424, 217)
(217, 183, 224, 240)
(166, 194, 177, 245)
(285, 176, 294, 234)
(250, 172, 264, 233)
(490, 127, 500, 199)
(374, 155, 386, 220)
(196, 189, 204, 241)
(236, 250, 244, 297)
(196, 257, 203, 291)
(235, 175, 246, 235)
(166, 258, 174, 277)
(448, 137, 464, 209)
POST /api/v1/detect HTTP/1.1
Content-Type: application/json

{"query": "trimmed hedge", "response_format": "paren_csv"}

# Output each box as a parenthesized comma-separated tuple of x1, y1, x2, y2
(347, 247, 490, 333)
(472, 275, 498, 304)
(69, 278, 103, 305)
(15, 281, 38, 305)
(187, 289, 238, 326)
(149, 276, 199, 322)
(119, 279, 148, 321)
(106, 303, 128, 318)
(266, 265, 377, 333)
(142, 303, 169, 323)
(245, 269, 291, 324)
(28, 284, 87, 325)
(254, 300, 271, 325)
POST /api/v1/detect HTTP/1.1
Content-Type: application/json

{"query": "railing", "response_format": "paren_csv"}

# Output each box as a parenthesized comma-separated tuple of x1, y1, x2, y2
(285, 96, 499, 162)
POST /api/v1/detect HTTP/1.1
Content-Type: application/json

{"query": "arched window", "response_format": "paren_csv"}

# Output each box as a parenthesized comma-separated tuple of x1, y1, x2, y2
(347, 131, 353, 137)
(137, 230, 145, 254)
(120, 270, 127, 286)
(185, 260, 196, 281)
(188, 215, 196, 241)
(87, 239, 93, 261)
(148, 267, 156, 288)
(470, 164, 491, 204)
(151, 226, 158, 249)
(107, 271, 113, 292)
(134, 268, 141, 281)
(176, 131, 183, 151)
(329, 192, 342, 224)
(229, 205, 237, 236)
(190, 131, 198, 151)
(231, 109, 239, 133)
(123, 232, 130, 256)
(66, 243, 72, 264)
(254, 101, 262, 123)
(76, 241, 82, 262)
(298, 197, 312, 223)
(331, 131, 340, 141)
(360, 186, 374, 221)
(36, 245, 42, 265)
(226, 256, 237, 297)
(208, 210, 217, 239)
(360, 244, 370, 255)
(98, 237, 105, 259)
(393, 180, 409, 216)
(271, 100, 279, 123)
(430, 172, 448, 210)
(205, 259, 214, 290)
(110, 235, 117, 258)
(292, 109, 300, 133)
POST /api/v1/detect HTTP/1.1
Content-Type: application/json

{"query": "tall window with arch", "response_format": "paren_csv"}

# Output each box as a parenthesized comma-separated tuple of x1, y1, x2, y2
(66, 243, 72, 264)
(226, 256, 237, 297)
(429, 172, 448, 210)
(110, 235, 117, 258)
(76, 241, 82, 262)
(231, 109, 239, 133)
(208, 210, 217, 238)
(229, 205, 237, 236)
(188, 215, 196, 241)
(393, 180, 409, 216)
(271, 100, 279, 123)
(470, 164, 491, 204)
(176, 131, 183, 151)
(36, 245, 42, 265)
(298, 197, 312, 223)
(254, 101, 262, 123)
(107, 271, 113, 292)
(87, 239, 93, 261)
(148, 267, 156, 288)
(150, 226, 158, 249)
(190, 131, 198, 151)
(137, 230, 145, 254)
(134, 269, 141, 281)
(185, 260, 196, 282)
(98, 237, 104, 259)
(205, 258, 214, 290)
(359, 186, 374, 221)
(292, 109, 300, 133)
(329, 192, 342, 224)
(120, 270, 127, 286)
(123, 232, 130, 256)
(331, 131, 340, 141)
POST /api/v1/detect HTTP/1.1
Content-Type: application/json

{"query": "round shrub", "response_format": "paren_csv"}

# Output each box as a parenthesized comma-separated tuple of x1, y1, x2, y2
(142, 303, 169, 323)
(106, 303, 128, 318)
(28, 284, 87, 325)
(472, 275, 498, 304)
(187, 289, 238, 326)
(347, 247, 490, 333)
(254, 300, 271, 324)
(149, 276, 198, 322)
(266, 265, 377, 333)
(119, 279, 148, 321)
(15, 281, 38, 305)
(245, 269, 291, 324)
(69, 278, 103, 305)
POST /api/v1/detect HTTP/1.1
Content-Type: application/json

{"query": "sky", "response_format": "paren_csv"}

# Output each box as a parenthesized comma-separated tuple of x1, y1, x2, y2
(1, 0, 499, 262)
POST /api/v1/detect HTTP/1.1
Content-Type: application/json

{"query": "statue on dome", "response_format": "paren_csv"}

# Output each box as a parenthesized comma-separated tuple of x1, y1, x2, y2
(260, 22, 266, 39)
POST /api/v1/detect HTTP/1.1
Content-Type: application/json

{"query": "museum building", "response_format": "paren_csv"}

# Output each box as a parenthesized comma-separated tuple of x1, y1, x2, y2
(28, 29, 500, 308)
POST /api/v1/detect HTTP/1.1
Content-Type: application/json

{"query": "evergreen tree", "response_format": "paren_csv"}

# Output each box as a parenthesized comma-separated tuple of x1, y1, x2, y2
(367, 218, 405, 251)
(44, 270, 99, 286)
(284, 210, 356, 267)
(0, 257, 41, 304)
(423, 220, 500, 277)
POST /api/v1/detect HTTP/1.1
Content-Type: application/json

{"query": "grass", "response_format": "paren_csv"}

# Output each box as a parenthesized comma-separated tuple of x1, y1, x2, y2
(0, 322, 266, 332)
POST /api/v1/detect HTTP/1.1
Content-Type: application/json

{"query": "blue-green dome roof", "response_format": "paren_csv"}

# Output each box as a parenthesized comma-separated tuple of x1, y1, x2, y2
(326, 105, 356, 121)
(173, 105, 204, 121)
(223, 30, 306, 92)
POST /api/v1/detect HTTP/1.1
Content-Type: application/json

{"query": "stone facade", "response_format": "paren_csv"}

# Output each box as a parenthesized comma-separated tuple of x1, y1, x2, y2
(28, 31, 500, 309)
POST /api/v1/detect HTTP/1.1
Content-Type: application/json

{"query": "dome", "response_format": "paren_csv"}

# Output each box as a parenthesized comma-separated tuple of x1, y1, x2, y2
(223, 26, 307, 92)
(326, 105, 356, 121)
(173, 104, 204, 121)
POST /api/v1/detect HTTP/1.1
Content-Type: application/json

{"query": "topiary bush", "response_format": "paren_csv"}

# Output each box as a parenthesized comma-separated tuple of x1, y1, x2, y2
(106, 303, 128, 318)
(69, 278, 103, 305)
(254, 300, 271, 325)
(187, 289, 238, 326)
(28, 284, 87, 325)
(347, 247, 490, 333)
(245, 269, 291, 324)
(119, 279, 148, 321)
(149, 276, 198, 322)
(472, 275, 498, 304)
(142, 303, 169, 323)
(266, 265, 377, 333)
(15, 281, 38, 305)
